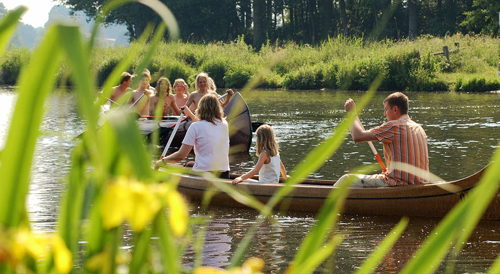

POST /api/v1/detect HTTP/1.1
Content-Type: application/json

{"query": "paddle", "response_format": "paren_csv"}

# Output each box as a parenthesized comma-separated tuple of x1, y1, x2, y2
(76, 92, 147, 139)
(357, 117, 387, 172)
(160, 108, 185, 158)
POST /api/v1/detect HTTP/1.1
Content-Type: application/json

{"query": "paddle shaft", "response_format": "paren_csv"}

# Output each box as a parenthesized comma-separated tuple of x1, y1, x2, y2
(129, 92, 145, 110)
(161, 111, 184, 158)
(356, 117, 387, 172)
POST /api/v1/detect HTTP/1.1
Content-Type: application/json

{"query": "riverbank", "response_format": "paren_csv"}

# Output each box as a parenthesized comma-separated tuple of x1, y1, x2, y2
(2, 34, 499, 92)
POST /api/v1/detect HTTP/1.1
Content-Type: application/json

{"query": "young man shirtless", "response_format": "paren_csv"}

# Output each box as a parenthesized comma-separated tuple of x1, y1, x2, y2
(335, 92, 429, 187)
(130, 70, 155, 116)
(110, 72, 133, 103)
(183, 72, 233, 116)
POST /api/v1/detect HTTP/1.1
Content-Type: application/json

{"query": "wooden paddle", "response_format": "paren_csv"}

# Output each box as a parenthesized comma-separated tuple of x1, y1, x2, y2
(357, 117, 387, 172)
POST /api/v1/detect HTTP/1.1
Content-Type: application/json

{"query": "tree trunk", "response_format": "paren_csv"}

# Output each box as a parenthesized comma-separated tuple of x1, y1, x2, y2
(253, 0, 266, 50)
(339, 0, 348, 36)
(408, 0, 417, 40)
(308, 0, 316, 44)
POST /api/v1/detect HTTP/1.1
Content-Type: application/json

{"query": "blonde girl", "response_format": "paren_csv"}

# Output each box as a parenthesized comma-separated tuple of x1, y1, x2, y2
(173, 78, 193, 110)
(150, 77, 181, 116)
(232, 125, 287, 185)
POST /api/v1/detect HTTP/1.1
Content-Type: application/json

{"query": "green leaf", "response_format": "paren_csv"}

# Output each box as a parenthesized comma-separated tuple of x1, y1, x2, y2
(355, 218, 409, 274)
(0, 26, 63, 227)
(0, 7, 27, 59)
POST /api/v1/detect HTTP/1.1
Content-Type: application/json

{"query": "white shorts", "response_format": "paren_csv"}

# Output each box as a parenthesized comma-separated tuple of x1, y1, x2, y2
(334, 174, 388, 188)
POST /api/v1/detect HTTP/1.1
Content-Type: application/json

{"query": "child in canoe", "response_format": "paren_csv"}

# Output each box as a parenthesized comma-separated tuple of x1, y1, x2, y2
(232, 124, 287, 185)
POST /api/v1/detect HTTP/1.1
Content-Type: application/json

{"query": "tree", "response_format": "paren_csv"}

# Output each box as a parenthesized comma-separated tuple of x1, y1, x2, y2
(461, 0, 500, 36)
(253, 0, 266, 49)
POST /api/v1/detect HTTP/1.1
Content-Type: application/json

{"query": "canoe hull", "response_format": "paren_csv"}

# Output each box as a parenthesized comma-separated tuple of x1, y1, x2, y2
(176, 166, 500, 220)
(139, 92, 252, 153)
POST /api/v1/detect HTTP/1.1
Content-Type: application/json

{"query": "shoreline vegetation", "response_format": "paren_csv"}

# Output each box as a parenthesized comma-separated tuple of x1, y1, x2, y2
(2, 34, 500, 92)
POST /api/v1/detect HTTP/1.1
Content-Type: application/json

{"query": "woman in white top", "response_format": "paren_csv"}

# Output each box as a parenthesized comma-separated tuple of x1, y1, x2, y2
(156, 94, 230, 178)
(232, 125, 287, 185)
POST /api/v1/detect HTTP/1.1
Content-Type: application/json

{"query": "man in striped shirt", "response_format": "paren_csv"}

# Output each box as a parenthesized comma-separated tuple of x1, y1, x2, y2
(335, 92, 429, 187)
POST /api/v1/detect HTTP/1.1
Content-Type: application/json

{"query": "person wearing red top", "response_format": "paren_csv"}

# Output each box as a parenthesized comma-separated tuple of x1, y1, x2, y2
(335, 92, 429, 187)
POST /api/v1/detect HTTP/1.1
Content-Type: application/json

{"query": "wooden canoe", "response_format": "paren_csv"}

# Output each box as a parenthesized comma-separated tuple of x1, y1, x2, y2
(176, 166, 500, 220)
(138, 92, 252, 153)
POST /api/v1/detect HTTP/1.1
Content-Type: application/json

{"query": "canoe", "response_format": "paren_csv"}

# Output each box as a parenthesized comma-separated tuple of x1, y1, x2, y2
(138, 92, 252, 153)
(176, 166, 500, 220)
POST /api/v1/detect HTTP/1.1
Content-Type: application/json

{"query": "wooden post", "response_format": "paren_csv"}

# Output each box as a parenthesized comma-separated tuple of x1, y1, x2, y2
(443, 46, 450, 63)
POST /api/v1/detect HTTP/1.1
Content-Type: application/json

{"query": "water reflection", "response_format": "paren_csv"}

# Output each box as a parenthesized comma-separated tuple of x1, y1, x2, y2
(1, 88, 499, 272)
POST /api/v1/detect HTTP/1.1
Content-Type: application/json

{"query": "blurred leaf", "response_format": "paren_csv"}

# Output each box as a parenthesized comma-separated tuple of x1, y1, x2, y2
(355, 218, 409, 274)
(401, 149, 500, 273)
(0, 7, 27, 59)
(0, 26, 63, 228)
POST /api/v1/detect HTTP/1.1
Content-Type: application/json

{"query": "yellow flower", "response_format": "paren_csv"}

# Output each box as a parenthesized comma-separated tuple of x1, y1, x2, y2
(166, 190, 188, 237)
(242, 257, 265, 272)
(194, 258, 265, 274)
(86, 250, 110, 273)
(52, 235, 72, 274)
(127, 182, 161, 232)
(101, 178, 132, 230)
(193, 266, 227, 274)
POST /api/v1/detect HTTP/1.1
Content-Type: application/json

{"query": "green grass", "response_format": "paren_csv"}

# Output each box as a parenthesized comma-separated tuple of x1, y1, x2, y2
(3, 32, 500, 91)
(1, 1, 500, 273)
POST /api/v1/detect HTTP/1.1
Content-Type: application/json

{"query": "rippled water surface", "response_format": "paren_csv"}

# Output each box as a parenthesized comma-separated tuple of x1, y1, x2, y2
(1, 88, 499, 273)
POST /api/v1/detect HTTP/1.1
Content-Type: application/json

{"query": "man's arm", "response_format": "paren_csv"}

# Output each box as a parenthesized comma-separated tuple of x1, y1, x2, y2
(349, 119, 378, 143)
(345, 98, 378, 143)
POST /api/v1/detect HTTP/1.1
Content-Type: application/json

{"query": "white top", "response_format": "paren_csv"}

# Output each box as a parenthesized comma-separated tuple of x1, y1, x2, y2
(258, 153, 281, 183)
(182, 119, 230, 172)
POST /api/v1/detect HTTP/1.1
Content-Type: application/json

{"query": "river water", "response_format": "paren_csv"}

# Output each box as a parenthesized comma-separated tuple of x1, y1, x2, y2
(1, 87, 499, 273)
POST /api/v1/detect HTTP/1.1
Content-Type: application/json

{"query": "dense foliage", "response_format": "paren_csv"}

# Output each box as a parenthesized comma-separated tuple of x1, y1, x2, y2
(3, 34, 500, 91)
(59, 0, 500, 47)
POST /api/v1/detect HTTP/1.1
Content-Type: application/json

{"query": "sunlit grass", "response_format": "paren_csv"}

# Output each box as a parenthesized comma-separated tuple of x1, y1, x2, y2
(0, 2, 499, 274)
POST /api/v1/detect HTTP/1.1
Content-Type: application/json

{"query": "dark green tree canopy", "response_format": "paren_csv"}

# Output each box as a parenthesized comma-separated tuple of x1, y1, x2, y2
(59, 0, 500, 47)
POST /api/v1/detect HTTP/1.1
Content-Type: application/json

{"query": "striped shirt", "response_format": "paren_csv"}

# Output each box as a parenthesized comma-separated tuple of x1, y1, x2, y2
(370, 115, 429, 186)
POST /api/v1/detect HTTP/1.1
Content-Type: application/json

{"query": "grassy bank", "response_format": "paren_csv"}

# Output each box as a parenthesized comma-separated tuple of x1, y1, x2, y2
(2, 34, 500, 92)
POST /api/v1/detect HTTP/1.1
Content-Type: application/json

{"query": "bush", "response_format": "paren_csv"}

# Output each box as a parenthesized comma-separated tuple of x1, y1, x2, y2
(224, 64, 256, 88)
(283, 64, 324, 90)
(454, 77, 500, 92)
(97, 58, 122, 86)
(199, 57, 231, 88)
(0, 48, 30, 85)
(152, 59, 195, 83)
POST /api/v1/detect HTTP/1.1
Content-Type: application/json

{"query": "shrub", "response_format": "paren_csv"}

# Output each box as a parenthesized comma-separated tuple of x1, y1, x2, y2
(283, 64, 324, 90)
(0, 48, 30, 85)
(454, 77, 500, 92)
(224, 64, 256, 88)
(199, 57, 231, 88)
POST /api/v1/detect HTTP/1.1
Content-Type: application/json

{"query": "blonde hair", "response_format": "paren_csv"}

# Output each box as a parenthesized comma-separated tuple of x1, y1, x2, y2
(195, 72, 209, 91)
(255, 125, 279, 157)
(173, 78, 188, 93)
(155, 77, 172, 96)
(207, 76, 216, 91)
(196, 94, 224, 124)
